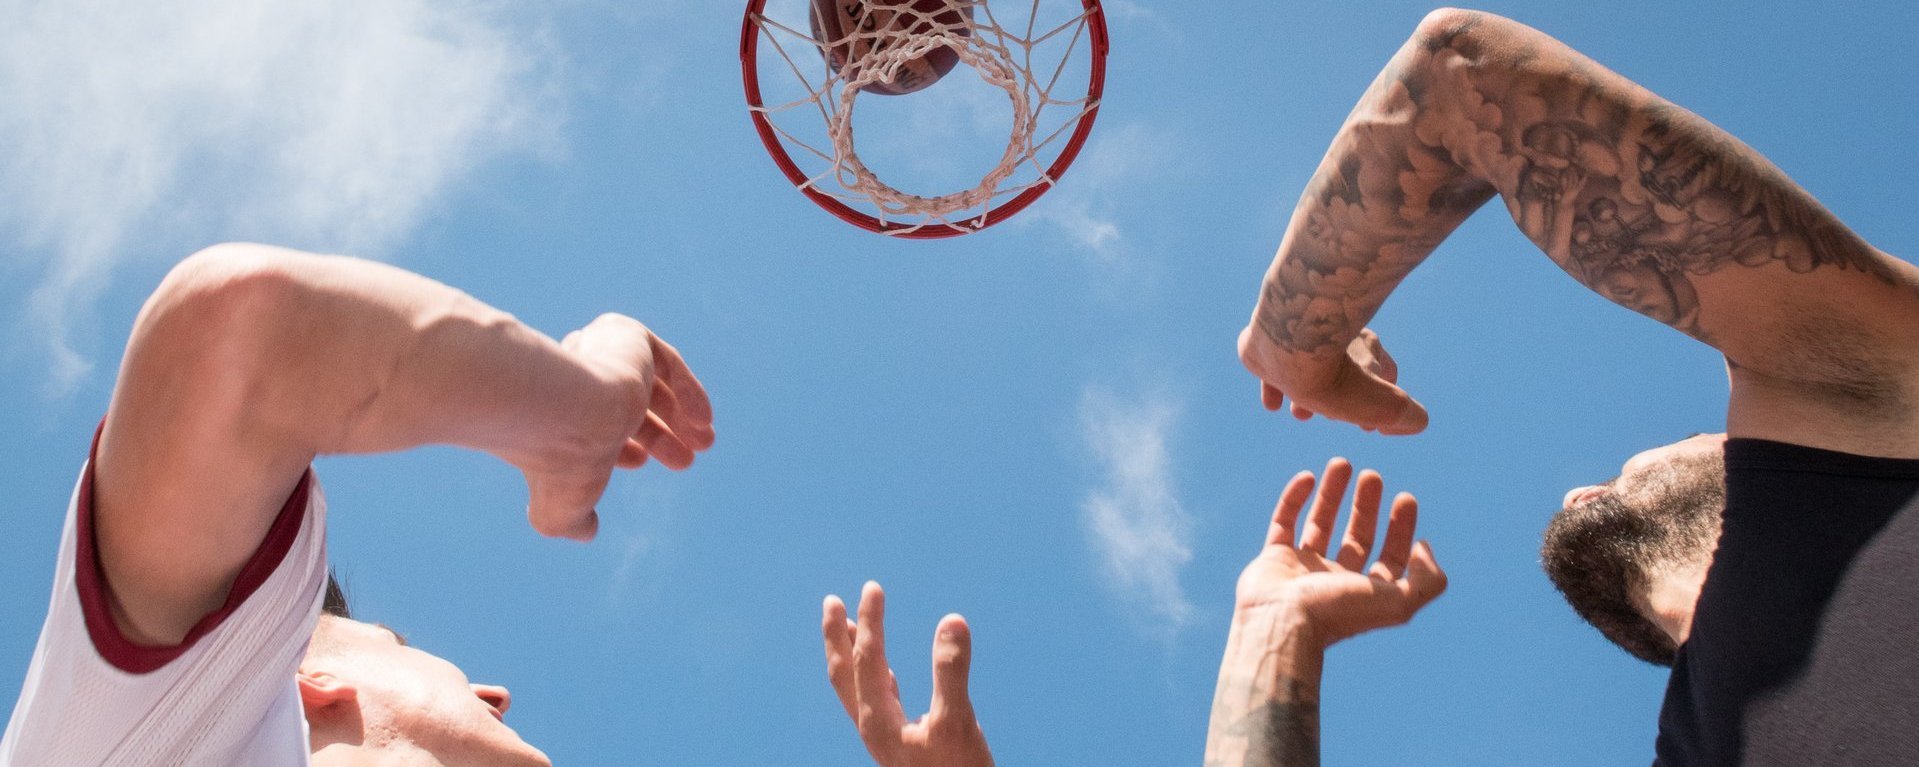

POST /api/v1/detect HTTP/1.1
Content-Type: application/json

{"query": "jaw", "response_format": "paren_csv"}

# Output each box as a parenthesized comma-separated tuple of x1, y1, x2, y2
(1639, 559, 1709, 647)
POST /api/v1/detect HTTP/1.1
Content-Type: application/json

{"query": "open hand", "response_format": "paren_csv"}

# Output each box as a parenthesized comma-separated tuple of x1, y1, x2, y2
(1237, 325, 1427, 435)
(823, 583, 994, 767)
(1235, 458, 1448, 648)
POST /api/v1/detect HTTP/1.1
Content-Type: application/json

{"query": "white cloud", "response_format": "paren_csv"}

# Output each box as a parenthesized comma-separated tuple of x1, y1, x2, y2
(0, 0, 558, 395)
(1078, 386, 1195, 638)
(1018, 122, 1172, 263)
(599, 471, 680, 610)
(606, 534, 654, 610)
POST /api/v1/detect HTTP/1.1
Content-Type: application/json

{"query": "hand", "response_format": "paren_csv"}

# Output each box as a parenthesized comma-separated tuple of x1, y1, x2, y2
(1237, 324, 1428, 435)
(823, 583, 994, 767)
(1234, 458, 1447, 648)
(560, 313, 716, 469)
(524, 313, 715, 540)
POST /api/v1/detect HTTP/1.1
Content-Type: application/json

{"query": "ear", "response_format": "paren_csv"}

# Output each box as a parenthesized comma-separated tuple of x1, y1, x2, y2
(297, 669, 358, 714)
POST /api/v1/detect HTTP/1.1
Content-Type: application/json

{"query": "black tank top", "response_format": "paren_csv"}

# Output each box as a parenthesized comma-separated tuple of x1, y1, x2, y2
(1655, 438, 1919, 765)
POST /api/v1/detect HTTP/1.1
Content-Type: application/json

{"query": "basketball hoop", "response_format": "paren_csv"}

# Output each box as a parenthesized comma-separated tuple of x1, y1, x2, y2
(742, 0, 1109, 238)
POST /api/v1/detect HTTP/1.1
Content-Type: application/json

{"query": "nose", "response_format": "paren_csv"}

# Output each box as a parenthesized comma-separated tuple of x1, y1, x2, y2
(472, 684, 512, 717)
(1563, 485, 1597, 509)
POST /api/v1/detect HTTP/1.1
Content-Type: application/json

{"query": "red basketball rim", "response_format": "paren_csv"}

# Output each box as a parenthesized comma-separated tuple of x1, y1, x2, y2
(740, 0, 1110, 239)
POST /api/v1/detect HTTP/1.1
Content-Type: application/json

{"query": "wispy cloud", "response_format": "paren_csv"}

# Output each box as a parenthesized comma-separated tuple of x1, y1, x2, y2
(1019, 122, 1173, 264)
(600, 472, 679, 611)
(0, 0, 559, 395)
(1078, 386, 1195, 638)
(606, 534, 655, 611)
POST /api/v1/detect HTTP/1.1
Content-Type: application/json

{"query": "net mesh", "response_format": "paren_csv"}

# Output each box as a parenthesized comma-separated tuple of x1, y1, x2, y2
(748, 0, 1102, 236)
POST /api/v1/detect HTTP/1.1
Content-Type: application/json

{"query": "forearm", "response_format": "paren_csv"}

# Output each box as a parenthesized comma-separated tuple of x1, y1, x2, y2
(277, 257, 632, 467)
(1250, 11, 1496, 361)
(160, 244, 630, 465)
(1203, 607, 1326, 767)
(1253, 9, 1917, 389)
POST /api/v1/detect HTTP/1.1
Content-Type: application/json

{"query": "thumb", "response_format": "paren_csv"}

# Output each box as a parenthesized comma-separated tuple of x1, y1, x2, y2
(928, 614, 975, 721)
(1402, 540, 1448, 611)
(524, 470, 607, 542)
(1324, 358, 1428, 435)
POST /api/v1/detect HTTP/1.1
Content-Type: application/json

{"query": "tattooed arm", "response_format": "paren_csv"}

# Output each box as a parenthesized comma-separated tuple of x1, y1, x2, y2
(1205, 460, 1447, 766)
(1206, 611, 1325, 767)
(1239, 8, 1919, 453)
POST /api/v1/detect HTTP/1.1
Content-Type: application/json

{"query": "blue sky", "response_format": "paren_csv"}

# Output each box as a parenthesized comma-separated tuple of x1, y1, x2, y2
(2, 1, 1915, 764)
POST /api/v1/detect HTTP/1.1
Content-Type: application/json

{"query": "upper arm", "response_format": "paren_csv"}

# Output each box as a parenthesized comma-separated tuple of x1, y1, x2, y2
(1411, 9, 1919, 451)
(93, 244, 322, 645)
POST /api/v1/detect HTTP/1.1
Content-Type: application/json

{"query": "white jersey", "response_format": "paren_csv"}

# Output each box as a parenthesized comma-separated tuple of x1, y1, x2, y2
(1, 445, 327, 767)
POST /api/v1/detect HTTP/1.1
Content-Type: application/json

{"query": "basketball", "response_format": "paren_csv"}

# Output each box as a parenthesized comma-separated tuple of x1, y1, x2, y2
(809, 0, 974, 96)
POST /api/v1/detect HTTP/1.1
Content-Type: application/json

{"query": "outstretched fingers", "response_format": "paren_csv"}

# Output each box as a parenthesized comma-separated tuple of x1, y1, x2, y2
(822, 595, 859, 720)
(1267, 471, 1318, 548)
(1335, 470, 1384, 570)
(1298, 458, 1354, 555)
(1354, 492, 1446, 618)
(1372, 492, 1420, 580)
(928, 614, 975, 722)
(851, 582, 905, 734)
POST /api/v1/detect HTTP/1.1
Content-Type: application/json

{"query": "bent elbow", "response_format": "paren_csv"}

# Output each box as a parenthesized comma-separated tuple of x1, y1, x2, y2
(145, 243, 304, 339)
(1414, 8, 1489, 44)
(1409, 7, 1537, 75)
(125, 244, 307, 408)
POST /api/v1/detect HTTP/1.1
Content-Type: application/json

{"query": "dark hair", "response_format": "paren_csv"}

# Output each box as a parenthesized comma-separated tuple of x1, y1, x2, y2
(323, 573, 352, 619)
(1540, 450, 1724, 666)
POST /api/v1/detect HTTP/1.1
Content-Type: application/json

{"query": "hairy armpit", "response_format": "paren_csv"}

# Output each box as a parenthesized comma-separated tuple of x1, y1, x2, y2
(1733, 307, 1911, 415)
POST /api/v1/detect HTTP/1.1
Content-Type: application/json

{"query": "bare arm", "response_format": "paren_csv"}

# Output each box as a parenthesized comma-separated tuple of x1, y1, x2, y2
(1205, 612, 1325, 767)
(1205, 461, 1446, 766)
(1240, 8, 1919, 453)
(96, 243, 714, 644)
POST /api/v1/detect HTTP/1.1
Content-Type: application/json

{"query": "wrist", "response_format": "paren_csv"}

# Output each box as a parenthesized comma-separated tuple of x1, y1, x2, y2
(1214, 601, 1326, 718)
(489, 327, 640, 475)
(552, 354, 644, 464)
(1227, 601, 1327, 658)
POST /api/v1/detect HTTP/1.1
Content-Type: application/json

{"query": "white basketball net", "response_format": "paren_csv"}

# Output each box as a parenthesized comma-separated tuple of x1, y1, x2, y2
(749, 0, 1102, 235)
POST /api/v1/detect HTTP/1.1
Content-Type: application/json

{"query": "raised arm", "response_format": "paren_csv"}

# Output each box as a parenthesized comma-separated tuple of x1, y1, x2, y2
(96, 243, 714, 644)
(1205, 460, 1445, 766)
(1240, 9, 1919, 451)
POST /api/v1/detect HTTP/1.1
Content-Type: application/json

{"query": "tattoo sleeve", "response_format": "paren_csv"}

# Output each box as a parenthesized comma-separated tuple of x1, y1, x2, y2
(1205, 676, 1320, 767)
(1253, 9, 1910, 392)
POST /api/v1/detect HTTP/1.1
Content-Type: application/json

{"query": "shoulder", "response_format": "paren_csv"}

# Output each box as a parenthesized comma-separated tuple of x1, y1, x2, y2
(1, 450, 327, 765)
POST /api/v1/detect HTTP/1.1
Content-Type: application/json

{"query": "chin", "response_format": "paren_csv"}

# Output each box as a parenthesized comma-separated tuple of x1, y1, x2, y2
(485, 728, 551, 767)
